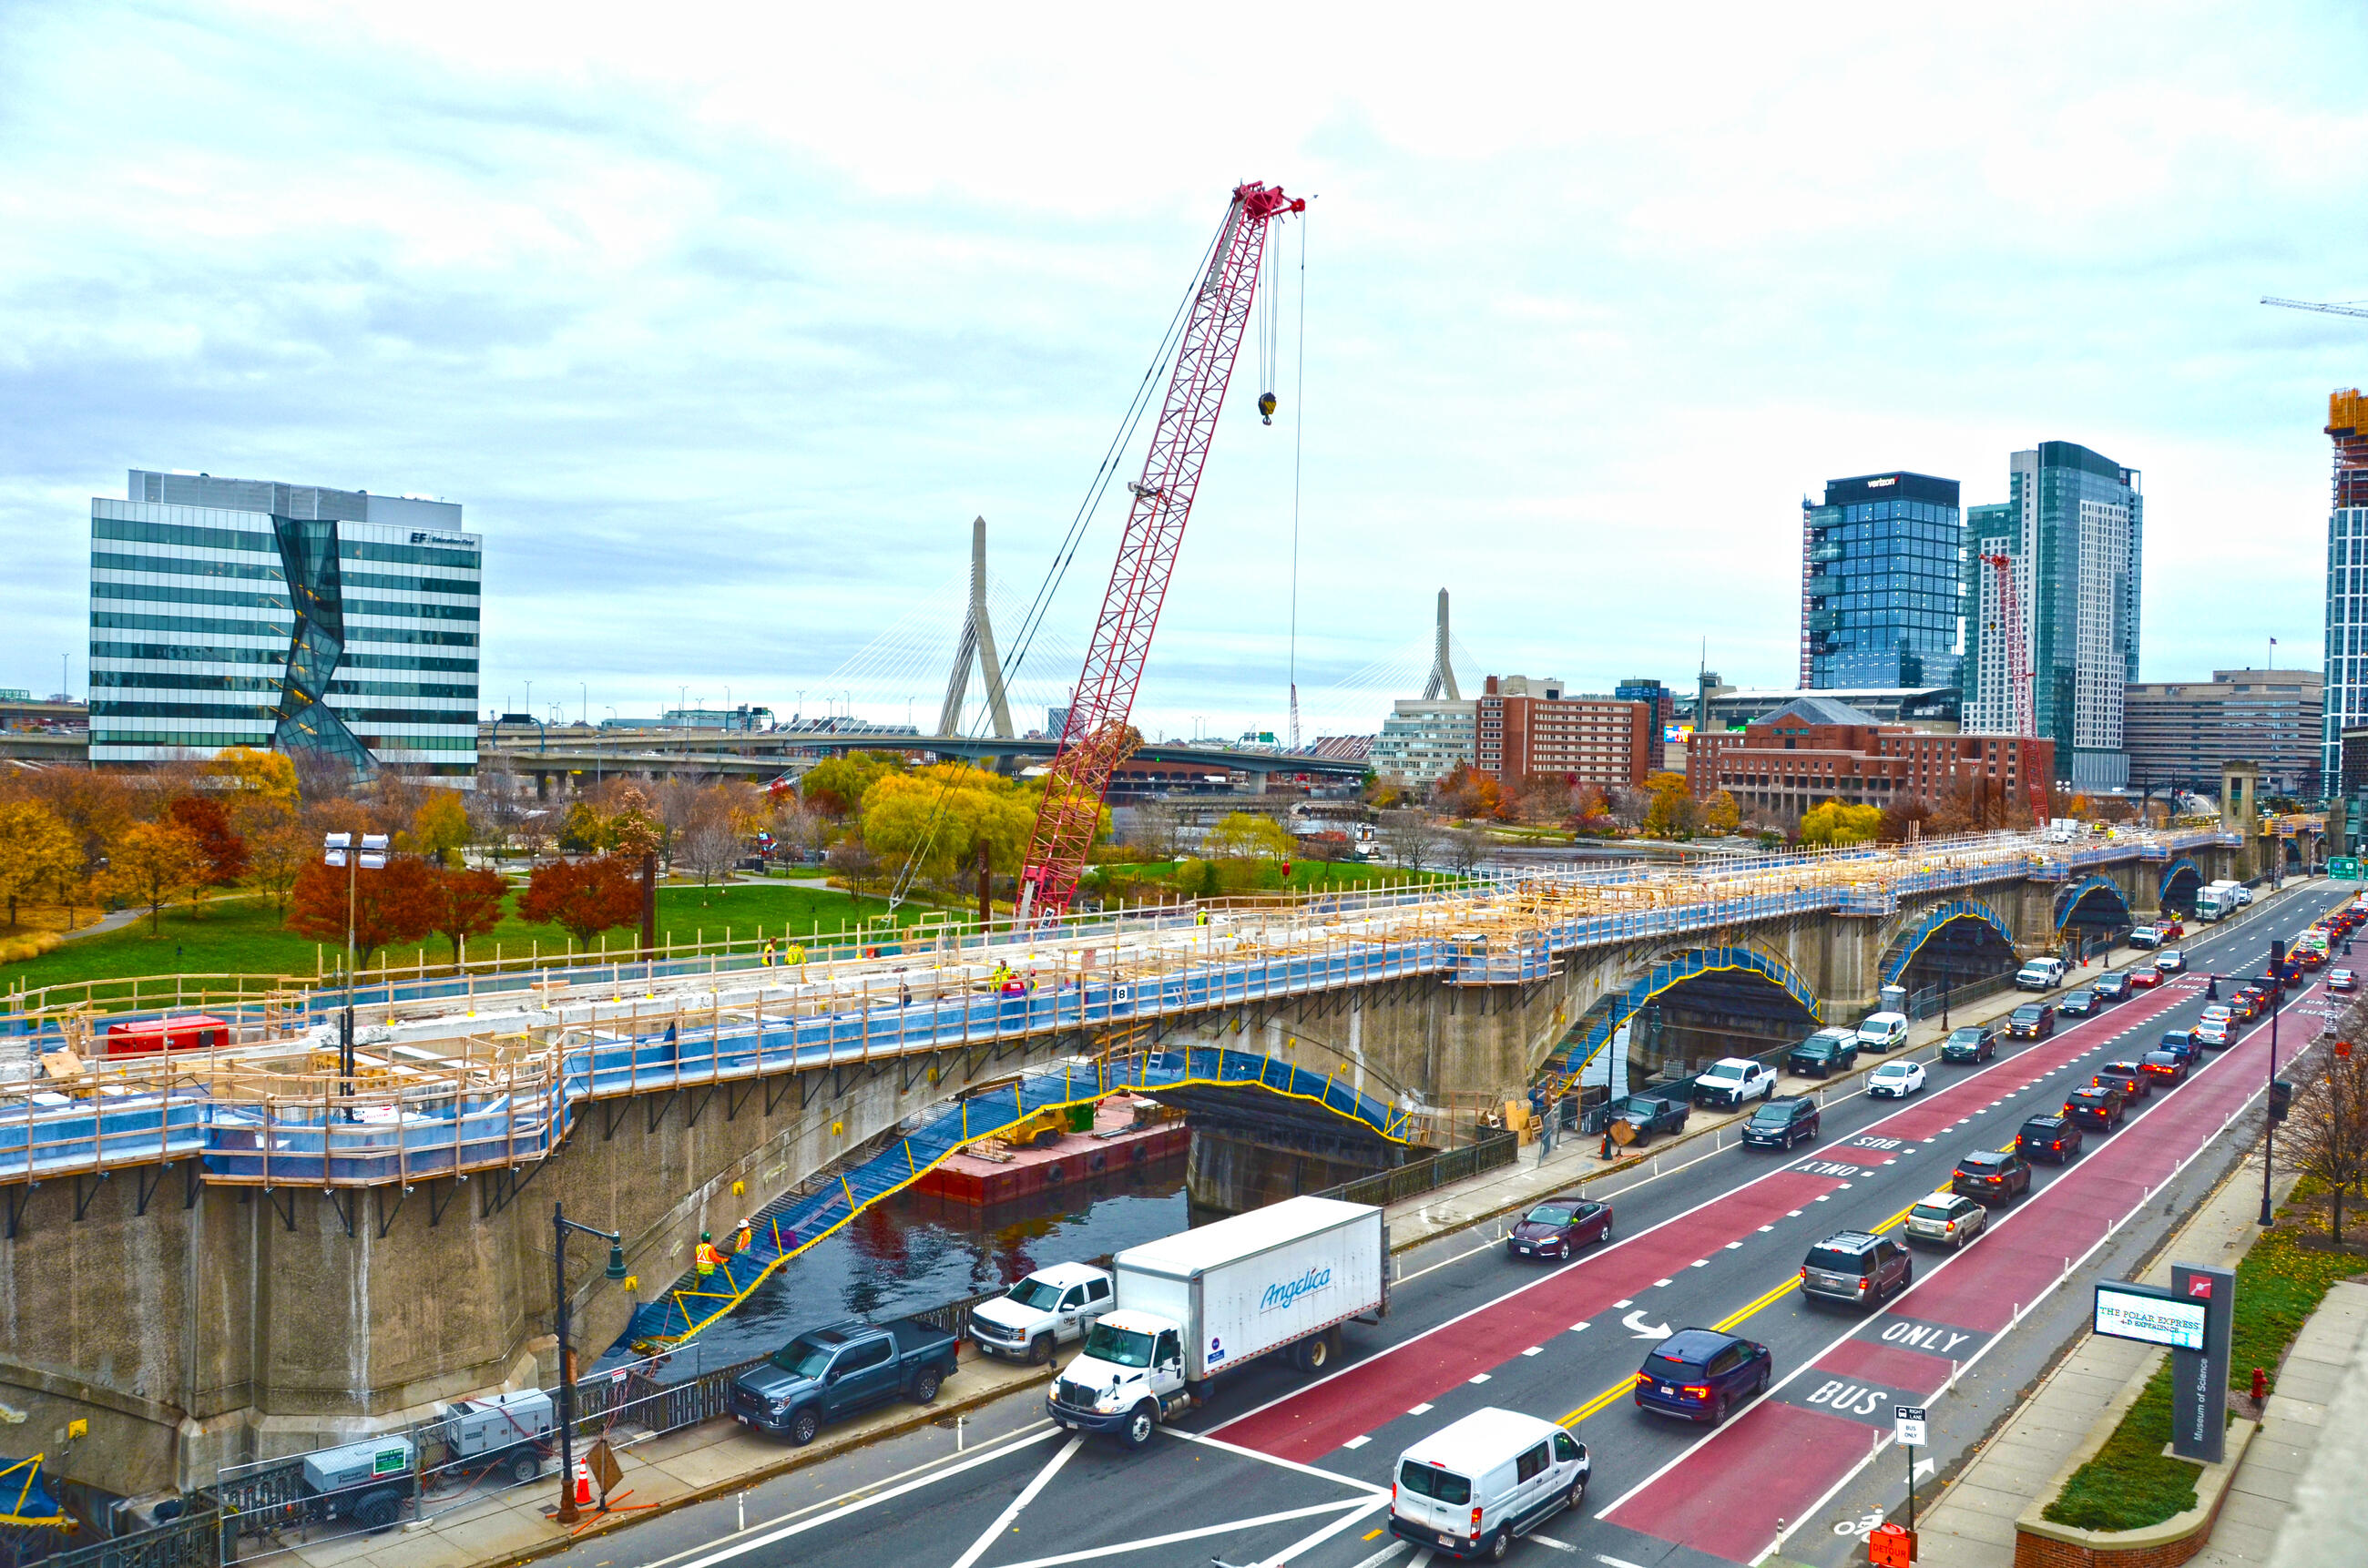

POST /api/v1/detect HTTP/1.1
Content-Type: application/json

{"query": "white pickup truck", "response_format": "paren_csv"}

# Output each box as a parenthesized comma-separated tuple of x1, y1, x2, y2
(967, 1261, 1114, 1364)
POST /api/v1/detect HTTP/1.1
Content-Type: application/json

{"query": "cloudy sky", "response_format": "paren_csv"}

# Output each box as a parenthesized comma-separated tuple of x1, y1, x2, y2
(5, 2, 2367, 742)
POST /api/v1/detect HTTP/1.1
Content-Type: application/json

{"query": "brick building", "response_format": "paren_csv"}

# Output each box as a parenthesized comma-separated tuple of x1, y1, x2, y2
(1687, 696, 2053, 821)
(1476, 675, 1652, 790)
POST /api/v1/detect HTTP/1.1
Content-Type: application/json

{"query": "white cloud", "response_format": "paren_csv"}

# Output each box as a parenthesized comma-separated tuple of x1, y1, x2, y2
(3, 0, 2364, 737)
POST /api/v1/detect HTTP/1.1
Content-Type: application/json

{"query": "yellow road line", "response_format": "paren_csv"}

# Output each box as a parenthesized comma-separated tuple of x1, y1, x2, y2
(1713, 1275, 1800, 1332)
(1559, 1375, 1639, 1428)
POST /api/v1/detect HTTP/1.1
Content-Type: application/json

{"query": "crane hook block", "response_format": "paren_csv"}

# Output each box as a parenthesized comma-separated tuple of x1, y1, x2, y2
(1258, 391, 1278, 424)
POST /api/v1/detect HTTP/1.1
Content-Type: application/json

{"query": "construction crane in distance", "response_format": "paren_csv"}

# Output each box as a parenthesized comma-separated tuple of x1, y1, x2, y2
(1016, 180, 1306, 924)
(1977, 550, 2053, 826)
(2261, 296, 2368, 321)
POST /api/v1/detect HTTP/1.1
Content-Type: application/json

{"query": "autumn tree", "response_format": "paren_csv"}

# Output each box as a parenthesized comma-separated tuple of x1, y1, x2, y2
(1431, 764, 1501, 821)
(1570, 783, 1616, 836)
(166, 796, 250, 888)
(556, 800, 610, 853)
(801, 750, 910, 818)
(1639, 772, 1699, 840)
(424, 866, 509, 960)
(862, 765, 1039, 888)
(515, 855, 643, 945)
(0, 799, 79, 928)
(286, 854, 439, 971)
(208, 746, 300, 825)
(1799, 798, 1883, 848)
(2288, 1032, 2368, 1242)
(1703, 789, 1741, 835)
(405, 790, 472, 867)
(1206, 812, 1292, 862)
(1877, 798, 1934, 843)
(1503, 772, 1574, 827)
(244, 820, 313, 914)
(826, 834, 884, 894)
(101, 820, 209, 934)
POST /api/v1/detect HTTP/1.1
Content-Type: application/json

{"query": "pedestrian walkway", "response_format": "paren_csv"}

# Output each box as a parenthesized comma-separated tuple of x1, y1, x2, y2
(1911, 1148, 2308, 1567)
(252, 1347, 1051, 1568)
(2265, 1279, 2368, 1563)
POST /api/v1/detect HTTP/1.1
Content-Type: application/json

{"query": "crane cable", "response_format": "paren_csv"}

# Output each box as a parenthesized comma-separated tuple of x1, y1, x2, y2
(1288, 209, 1308, 751)
(877, 211, 1231, 911)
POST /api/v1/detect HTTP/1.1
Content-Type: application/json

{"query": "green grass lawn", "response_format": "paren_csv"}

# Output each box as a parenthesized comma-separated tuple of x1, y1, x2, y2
(4, 881, 935, 997)
(2045, 1222, 2364, 1532)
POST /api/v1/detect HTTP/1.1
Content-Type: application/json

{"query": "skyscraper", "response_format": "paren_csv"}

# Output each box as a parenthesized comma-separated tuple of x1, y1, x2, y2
(89, 471, 480, 775)
(2322, 390, 2368, 791)
(1958, 443, 2141, 788)
(1798, 471, 1964, 691)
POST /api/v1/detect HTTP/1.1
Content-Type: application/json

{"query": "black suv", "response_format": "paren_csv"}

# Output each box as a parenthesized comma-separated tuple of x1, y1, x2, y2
(1800, 1231, 1914, 1308)
(2017, 1114, 2084, 1164)
(2007, 1003, 2057, 1040)
(1741, 1096, 1820, 1149)
(2062, 1084, 2127, 1131)
(1940, 1025, 1999, 1064)
(1786, 1030, 1860, 1078)
(1952, 1148, 2033, 1202)
(2092, 972, 2131, 1003)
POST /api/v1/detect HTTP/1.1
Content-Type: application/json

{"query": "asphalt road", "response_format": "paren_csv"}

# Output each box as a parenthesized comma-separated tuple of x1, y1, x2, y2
(586, 880, 2350, 1568)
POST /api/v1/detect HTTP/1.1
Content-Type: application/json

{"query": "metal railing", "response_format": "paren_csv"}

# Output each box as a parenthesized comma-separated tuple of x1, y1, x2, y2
(1311, 1132, 1519, 1208)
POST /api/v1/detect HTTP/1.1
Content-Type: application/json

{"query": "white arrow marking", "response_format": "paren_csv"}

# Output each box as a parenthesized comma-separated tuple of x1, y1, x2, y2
(1914, 1457, 1936, 1481)
(1623, 1309, 1672, 1339)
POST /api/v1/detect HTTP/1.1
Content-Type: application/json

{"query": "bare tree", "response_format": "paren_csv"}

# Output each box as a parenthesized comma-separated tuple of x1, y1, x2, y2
(827, 835, 882, 893)
(1379, 809, 1444, 872)
(681, 816, 743, 888)
(1444, 827, 1491, 875)
(1126, 799, 1185, 860)
(2288, 1028, 2368, 1242)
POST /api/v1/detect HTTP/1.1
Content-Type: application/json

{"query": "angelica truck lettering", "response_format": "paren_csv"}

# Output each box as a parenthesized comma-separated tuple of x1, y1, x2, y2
(1260, 1266, 1333, 1312)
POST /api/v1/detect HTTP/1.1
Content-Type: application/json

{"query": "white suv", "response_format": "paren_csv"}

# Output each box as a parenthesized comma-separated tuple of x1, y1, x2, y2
(2016, 958, 2066, 991)
(1695, 1057, 1778, 1107)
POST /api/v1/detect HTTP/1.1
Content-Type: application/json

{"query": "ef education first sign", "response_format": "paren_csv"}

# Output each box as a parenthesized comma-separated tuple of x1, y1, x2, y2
(2094, 1266, 2235, 1462)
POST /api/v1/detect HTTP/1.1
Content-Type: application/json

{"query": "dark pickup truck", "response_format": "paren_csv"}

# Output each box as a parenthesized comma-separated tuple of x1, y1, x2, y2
(1603, 1094, 1689, 1142)
(731, 1319, 959, 1446)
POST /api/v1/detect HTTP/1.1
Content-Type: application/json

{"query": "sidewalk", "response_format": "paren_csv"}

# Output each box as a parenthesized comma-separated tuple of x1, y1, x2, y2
(253, 1347, 1052, 1568)
(2266, 1280, 2368, 1562)
(1912, 1146, 2321, 1567)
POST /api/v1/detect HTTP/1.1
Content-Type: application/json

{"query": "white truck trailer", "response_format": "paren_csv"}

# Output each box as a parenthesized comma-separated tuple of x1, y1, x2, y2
(2197, 881, 2248, 921)
(1046, 1195, 1388, 1448)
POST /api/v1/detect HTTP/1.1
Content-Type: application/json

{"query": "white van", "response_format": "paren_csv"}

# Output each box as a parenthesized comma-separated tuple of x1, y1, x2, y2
(1855, 1012, 1910, 1053)
(1387, 1406, 1589, 1560)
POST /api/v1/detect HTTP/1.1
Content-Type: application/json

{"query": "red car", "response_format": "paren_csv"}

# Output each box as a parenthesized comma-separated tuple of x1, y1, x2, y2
(2129, 968, 2163, 990)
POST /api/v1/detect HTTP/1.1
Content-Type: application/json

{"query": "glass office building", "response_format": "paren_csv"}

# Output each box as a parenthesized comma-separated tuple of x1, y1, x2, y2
(2324, 391, 2368, 794)
(1799, 471, 1964, 691)
(89, 471, 479, 775)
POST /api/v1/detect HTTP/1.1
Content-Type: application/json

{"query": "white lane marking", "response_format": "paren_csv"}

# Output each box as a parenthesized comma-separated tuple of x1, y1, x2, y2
(1529, 1532, 1577, 1550)
(1408, 1401, 1434, 1413)
(1346, 1543, 1414, 1568)
(1252, 1496, 1394, 1566)
(1469, 1372, 1492, 1383)
(1523, 1346, 1544, 1356)
(663, 1428, 1059, 1568)
(948, 1433, 1082, 1568)
(1161, 1426, 1391, 1496)
(1757, 1226, 1773, 1233)
(1690, 1260, 1708, 1268)
(1342, 1434, 1372, 1449)
(1787, 1210, 1802, 1217)
(993, 1498, 1373, 1568)
(1726, 1241, 1744, 1249)
(1596, 1555, 1650, 1568)
(1569, 1322, 1588, 1332)
(1653, 1278, 1672, 1287)
(1613, 1298, 1632, 1308)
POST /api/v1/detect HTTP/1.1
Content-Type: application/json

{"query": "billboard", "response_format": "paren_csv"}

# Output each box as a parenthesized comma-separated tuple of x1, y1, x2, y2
(2094, 1282, 2207, 1351)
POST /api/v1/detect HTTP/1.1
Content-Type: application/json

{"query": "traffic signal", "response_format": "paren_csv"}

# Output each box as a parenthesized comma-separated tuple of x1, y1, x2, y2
(2270, 1079, 2294, 1122)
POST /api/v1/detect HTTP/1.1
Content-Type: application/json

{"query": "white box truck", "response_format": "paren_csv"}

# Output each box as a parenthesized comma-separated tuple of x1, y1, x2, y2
(2197, 881, 2247, 921)
(1046, 1195, 1388, 1449)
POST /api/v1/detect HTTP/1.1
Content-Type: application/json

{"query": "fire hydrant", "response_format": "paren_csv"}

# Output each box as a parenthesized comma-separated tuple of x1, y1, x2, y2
(2251, 1367, 2268, 1402)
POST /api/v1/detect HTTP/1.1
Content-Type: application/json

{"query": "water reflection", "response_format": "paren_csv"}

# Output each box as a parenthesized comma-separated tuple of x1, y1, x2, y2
(603, 1153, 1190, 1379)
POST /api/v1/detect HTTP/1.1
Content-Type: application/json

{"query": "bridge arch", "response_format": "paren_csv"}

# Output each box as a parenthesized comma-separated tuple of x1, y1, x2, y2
(626, 1045, 1411, 1347)
(1545, 944, 1823, 1084)
(1881, 898, 2018, 987)
(2159, 858, 2202, 911)
(2054, 875, 2131, 932)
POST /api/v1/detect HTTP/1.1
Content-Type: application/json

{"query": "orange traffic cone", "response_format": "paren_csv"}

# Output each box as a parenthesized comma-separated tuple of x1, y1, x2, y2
(573, 1461, 592, 1507)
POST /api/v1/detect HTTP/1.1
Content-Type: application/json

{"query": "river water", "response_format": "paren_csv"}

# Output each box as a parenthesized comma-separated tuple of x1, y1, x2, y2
(598, 1152, 1194, 1378)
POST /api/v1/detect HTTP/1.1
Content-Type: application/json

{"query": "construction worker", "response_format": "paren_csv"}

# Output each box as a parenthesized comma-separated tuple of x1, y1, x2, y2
(760, 939, 777, 968)
(734, 1217, 754, 1255)
(695, 1231, 720, 1280)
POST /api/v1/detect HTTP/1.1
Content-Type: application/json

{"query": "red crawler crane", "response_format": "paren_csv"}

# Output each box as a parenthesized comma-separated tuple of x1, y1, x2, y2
(1016, 181, 1304, 923)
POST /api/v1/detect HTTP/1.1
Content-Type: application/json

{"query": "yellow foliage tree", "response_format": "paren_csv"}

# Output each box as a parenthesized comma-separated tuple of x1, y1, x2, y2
(1204, 810, 1295, 891)
(1704, 789, 1741, 835)
(1798, 798, 1883, 848)
(101, 820, 208, 934)
(861, 766, 1040, 887)
(1640, 772, 1699, 839)
(0, 799, 80, 929)
(208, 746, 300, 815)
(404, 790, 472, 867)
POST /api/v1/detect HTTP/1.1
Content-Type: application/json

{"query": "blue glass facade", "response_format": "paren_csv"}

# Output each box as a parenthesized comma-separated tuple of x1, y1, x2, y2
(1800, 472, 1964, 691)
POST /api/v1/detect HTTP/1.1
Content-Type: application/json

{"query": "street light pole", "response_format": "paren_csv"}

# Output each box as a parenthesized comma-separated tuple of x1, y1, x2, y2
(322, 832, 388, 1113)
(2261, 940, 2285, 1227)
(551, 1200, 628, 1525)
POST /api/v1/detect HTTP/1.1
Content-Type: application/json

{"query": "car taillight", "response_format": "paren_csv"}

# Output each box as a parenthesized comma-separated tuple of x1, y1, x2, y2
(1855, 1278, 1868, 1293)
(1944, 1220, 1955, 1233)
(1682, 1385, 1710, 1400)
(1987, 1176, 2002, 1184)
(1799, 1266, 1808, 1282)
(1470, 1505, 1483, 1534)
(2052, 1140, 2063, 1150)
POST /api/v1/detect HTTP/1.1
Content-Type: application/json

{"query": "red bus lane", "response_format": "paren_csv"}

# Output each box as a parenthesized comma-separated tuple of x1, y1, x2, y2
(1213, 1169, 1842, 1459)
(1602, 983, 2319, 1563)
(1218, 975, 2199, 1462)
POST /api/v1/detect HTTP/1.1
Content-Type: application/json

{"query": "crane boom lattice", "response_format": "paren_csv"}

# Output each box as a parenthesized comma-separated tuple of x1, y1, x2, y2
(1017, 181, 1304, 922)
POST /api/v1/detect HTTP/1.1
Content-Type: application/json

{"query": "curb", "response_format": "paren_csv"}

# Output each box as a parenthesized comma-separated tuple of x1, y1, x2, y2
(476, 1364, 1052, 1568)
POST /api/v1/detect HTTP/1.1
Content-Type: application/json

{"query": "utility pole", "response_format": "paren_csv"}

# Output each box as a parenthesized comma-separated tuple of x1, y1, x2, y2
(2261, 939, 2286, 1227)
(550, 1201, 626, 1525)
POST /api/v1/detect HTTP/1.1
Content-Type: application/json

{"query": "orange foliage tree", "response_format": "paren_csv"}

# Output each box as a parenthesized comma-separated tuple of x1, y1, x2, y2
(424, 866, 508, 959)
(286, 854, 438, 971)
(516, 855, 643, 945)
(167, 795, 250, 885)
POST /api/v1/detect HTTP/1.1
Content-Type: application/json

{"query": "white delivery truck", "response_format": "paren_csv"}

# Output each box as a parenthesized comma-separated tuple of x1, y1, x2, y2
(1046, 1195, 1388, 1449)
(2197, 881, 2247, 921)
